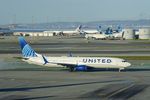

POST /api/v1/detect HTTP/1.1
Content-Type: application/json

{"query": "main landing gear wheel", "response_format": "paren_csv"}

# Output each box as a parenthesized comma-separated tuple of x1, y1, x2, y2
(69, 67, 75, 72)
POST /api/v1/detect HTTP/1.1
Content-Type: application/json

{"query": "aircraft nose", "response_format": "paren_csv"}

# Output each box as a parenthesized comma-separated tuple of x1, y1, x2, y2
(126, 62, 131, 67)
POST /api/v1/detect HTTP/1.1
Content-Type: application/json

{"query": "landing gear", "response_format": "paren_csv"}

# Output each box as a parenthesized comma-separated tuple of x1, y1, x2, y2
(69, 67, 75, 72)
(119, 68, 124, 72)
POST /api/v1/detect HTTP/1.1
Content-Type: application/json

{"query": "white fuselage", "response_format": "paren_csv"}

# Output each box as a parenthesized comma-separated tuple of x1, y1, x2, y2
(83, 30, 99, 34)
(62, 30, 79, 34)
(113, 32, 123, 38)
(85, 34, 107, 39)
(23, 56, 131, 69)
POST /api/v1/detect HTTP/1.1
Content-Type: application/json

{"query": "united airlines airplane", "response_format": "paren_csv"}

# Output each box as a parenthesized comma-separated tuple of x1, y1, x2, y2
(62, 25, 82, 34)
(81, 26, 102, 34)
(18, 37, 131, 72)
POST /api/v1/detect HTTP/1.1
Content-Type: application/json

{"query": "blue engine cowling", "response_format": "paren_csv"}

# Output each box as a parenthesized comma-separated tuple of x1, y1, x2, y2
(74, 65, 88, 71)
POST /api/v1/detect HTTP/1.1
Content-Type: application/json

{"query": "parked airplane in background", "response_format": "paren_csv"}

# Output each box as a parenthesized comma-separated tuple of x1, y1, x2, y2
(112, 26, 125, 39)
(113, 31, 125, 39)
(81, 26, 102, 34)
(44, 25, 82, 36)
(85, 33, 107, 40)
(83, 26, 108, 40)
(85, 26, 125, 40)
(62, 25, 82, 35)
(18, 37, 131, 72)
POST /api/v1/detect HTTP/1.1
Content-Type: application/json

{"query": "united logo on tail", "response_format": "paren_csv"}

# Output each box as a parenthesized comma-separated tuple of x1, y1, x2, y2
(18, 37, 37, 57)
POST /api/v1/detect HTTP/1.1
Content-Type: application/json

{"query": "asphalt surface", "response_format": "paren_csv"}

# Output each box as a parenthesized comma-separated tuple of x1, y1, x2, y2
(0, 36, 150, 56)
(0, 36, 149, 100)
(0, 71, 150, 100)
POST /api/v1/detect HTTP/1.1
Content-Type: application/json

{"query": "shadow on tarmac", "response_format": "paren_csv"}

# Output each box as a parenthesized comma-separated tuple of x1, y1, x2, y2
(0, 95, 55, 100)
(85, 68, 150, 72)
(80, 83, 149, 99)
(1, 68, 150, 73)
(0, 80, 124, 92)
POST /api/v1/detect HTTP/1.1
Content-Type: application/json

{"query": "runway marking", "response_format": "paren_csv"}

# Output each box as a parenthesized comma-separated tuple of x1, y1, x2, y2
(79, 83, 149, 99)
(107, 83, 134, 98)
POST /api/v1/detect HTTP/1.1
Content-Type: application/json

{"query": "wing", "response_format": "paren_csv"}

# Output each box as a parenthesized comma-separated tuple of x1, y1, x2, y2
(49, 61, 94, 71)
(42, 55, 93, 71)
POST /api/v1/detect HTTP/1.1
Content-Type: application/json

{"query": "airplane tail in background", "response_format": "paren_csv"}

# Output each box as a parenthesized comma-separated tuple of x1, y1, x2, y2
(75, 25, 82, 32)
(117, 25, 122, 32)
(18, 37, 37, 58)
(97, 25, 102, 33)
(122, 31, 125, 38)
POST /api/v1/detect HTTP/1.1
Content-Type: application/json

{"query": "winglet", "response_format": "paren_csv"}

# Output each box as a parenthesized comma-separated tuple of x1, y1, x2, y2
(68, 52, 73, 57)
(42, 55, 49, 65)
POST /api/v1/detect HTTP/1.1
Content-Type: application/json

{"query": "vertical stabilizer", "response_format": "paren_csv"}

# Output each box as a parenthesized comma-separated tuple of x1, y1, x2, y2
(75, 25, 82, 32)
(18, 37, 37, 57)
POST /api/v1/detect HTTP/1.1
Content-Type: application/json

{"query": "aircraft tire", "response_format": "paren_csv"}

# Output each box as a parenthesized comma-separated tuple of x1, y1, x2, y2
(69, 67, 75, 72)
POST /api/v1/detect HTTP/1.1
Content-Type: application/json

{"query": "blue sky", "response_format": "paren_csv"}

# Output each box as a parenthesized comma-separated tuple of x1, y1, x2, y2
(0, 0, 150, 24)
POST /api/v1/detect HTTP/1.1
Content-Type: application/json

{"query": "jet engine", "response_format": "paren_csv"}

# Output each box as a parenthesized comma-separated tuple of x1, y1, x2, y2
(74, 65, 87, 71)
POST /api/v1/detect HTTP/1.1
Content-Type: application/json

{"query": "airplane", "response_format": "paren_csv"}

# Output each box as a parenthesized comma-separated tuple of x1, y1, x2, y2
(85, 26, 125, 40)
(83, 26, 109, 40)
(61, 25, 82, 35)
(43, 25, 82, 36)
(102, 26, 125, 40)
(111, 26, 125, 39)
(85, 33, 107, 40)
(112, 31, 125, 39)
(81, 26, 102, 34)
(18, 37, 131, 72)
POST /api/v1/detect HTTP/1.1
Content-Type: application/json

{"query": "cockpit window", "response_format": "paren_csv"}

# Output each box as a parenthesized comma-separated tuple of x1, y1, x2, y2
(122, 60, 127, 62)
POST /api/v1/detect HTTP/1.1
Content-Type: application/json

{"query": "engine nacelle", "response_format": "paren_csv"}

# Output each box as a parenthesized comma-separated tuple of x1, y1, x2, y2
(74, 65, 87, 71)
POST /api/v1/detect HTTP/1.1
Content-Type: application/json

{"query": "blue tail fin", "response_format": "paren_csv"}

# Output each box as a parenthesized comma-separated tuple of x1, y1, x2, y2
(97, 25, 102, 32)
(18, 37, 37, 57)
(117, 25, 122, 32)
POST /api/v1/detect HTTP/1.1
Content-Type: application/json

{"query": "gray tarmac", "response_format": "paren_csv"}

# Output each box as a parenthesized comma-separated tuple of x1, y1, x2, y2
(0, 36, 149, 100)
(0, 36, 150, 56)
(0, 71, 150, 100)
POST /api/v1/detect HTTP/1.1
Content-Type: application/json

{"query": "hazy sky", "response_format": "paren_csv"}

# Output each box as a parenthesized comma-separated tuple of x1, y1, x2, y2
(0, 0, 150, 24)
